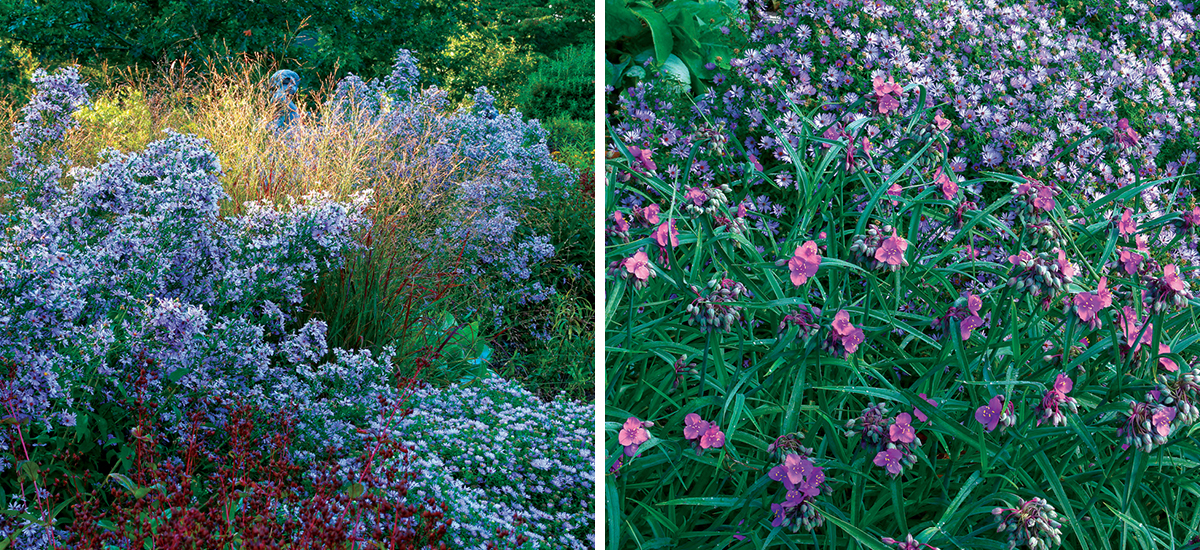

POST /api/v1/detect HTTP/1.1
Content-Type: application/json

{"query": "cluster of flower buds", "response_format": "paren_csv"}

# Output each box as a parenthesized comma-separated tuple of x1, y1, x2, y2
(1036, 374, 1079, 427)
(685, 278, 750, 332)
(992, 497, 1064, 549)
(1117, 399, 1176, 452)
(1024, 220, 1067, 251)
(845, 402, 891, 449)
(682, 413, 726, 456)
(849, 223, 910, 271)
(778, 304, 823, 341)
(768, 453, 828, 532)
(1154, 369, 1200, 424)
(712, 203, 749, 235)
(881, 534, 940, 550)
(1144, 264, 1195, 314)
(767, 433, 814, 462)
(1175, 205, 1200, 232)
(681, 183, 733, 217)
(671, 355, 697, 392)
(1011, 177, 1059, 218)
(607, 210, 631, 242)
(1006, 249, 1077, 297)
(608, 250, 656, 290)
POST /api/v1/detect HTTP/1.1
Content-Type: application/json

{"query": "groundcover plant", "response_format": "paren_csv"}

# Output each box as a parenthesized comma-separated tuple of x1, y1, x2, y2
(605, 0, 1200, 548)
(1, 55, 592, 548)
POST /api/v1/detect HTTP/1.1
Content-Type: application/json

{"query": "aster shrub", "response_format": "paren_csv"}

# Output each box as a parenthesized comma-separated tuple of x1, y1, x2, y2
(605, 1, 1200, 546)
(1, 64, 593, 548)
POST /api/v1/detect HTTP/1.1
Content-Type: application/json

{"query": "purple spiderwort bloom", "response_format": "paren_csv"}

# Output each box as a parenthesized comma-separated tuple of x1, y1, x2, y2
(683, 413, 709, 440)
(654, 219, 679, 248)
(960, 293, 984, 341)
(1163, 264, 1185, 292)
(1152, 407, 1176, 437)
(831, 310, 865, 354)
(889, 412, 915, 444)
(700, 424, 726, 450)
(875, 230, 908, 267)
(1073, 276, 1111, 329)
(1119, 207, 1138, 238)
(873, 448, 903, 476)
(619, 417, 651, 456)
(788, 241, 821, 286)
(935, 168, 957, 200)
(624, 250, 651, 282)
(975, 395, 1005, 432)
(912, 393, 937, 422)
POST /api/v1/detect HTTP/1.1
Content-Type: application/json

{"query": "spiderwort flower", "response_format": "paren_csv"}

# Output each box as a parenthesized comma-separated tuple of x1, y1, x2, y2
(934, 111, 951, 131)
(700, 424, 726, 450)
(635, 203, 661, 226)
(1072, 277, 1111, 330)
(1115, 118, 1140, 148)
(768, 453, 827, 532)
(960, 293, 985, 341)
(654, 219, 679, 249)
(825, 309, 865, 357)
(875, 230, 909, 269)
(912, 393, 938, 423)
(1118, 208, 1138, 238)
(624, 250, 651, 282)
(975, 395, 1015, 433)
(619, 417, 651, 457)
(683, 413, 710, 440)
(626, 145, 657, 174)
(873, 448, 904, 476)
(787, 241, 822, 286)
(889, 412, 915, 444)
(935, 168, 958, 200)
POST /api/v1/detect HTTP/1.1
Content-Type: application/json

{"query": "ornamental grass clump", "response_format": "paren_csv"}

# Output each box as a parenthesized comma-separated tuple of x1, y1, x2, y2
(606, 1, 1200, 546)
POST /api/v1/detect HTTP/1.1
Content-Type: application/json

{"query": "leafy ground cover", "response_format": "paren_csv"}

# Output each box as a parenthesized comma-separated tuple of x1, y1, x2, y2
(606, 0, 1200, 548)
(0, 48, 593, 548)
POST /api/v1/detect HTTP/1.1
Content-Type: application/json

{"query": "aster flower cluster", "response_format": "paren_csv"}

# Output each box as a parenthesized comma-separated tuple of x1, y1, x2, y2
(767, 453, 828, 532)
(685, 278, 750, 332)
(6, 67, 92, 208)
(992, 497, 1064, 549)
(374, 376, 594, 549)
(324, 50, 578, 313)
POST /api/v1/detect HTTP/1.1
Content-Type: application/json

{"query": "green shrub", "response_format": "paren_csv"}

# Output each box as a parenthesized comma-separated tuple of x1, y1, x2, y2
(518, 44, 595, 124)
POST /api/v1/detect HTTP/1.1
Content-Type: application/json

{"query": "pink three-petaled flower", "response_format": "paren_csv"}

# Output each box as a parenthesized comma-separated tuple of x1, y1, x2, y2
(789, 241, 822, 286)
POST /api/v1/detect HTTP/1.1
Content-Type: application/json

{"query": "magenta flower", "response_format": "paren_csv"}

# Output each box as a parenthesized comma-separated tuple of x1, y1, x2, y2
(619, 417, 651, 456)
(1118, 208, 1138, 238)
(889, 412, 915, 444)
(1152, 407, 1176, 437)
(872, 74, 903, 96)
(934, 112, 951, 131)
(639, 203, 661, 225)
(1053, 373, 1073, 395)
(700, 424, 726, 449)
(788, 241, 822, 286)
(960, 293, 984, 341)
(878, 94, 900, 114)
(685, 187, 708, 206)
(1054, 249, 1078, 279)
(1163, 264, 1185, 292)
(831, 309, 865, 354)
(612, 211, 630, 233)
(654, 219, 679, 248)
(873, 448, 903, 476)
(1159, 342, 1179, 372)
(627, 145, 657, 173)
(934, 168, 957, 200)
(1032, 185, 1056, 212)
(1117, 306, 1153, 353)
(683, 413, 710, 440)
(624, 250, 651, 282)
(975, 395, 1005, 432)
(1115, 118, 1140, 148)
(912, 393, 938, 422)
(1118, 248, 1144, 276)
(1073, 276, 1112, 328)
(875, 230, 908, 267)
